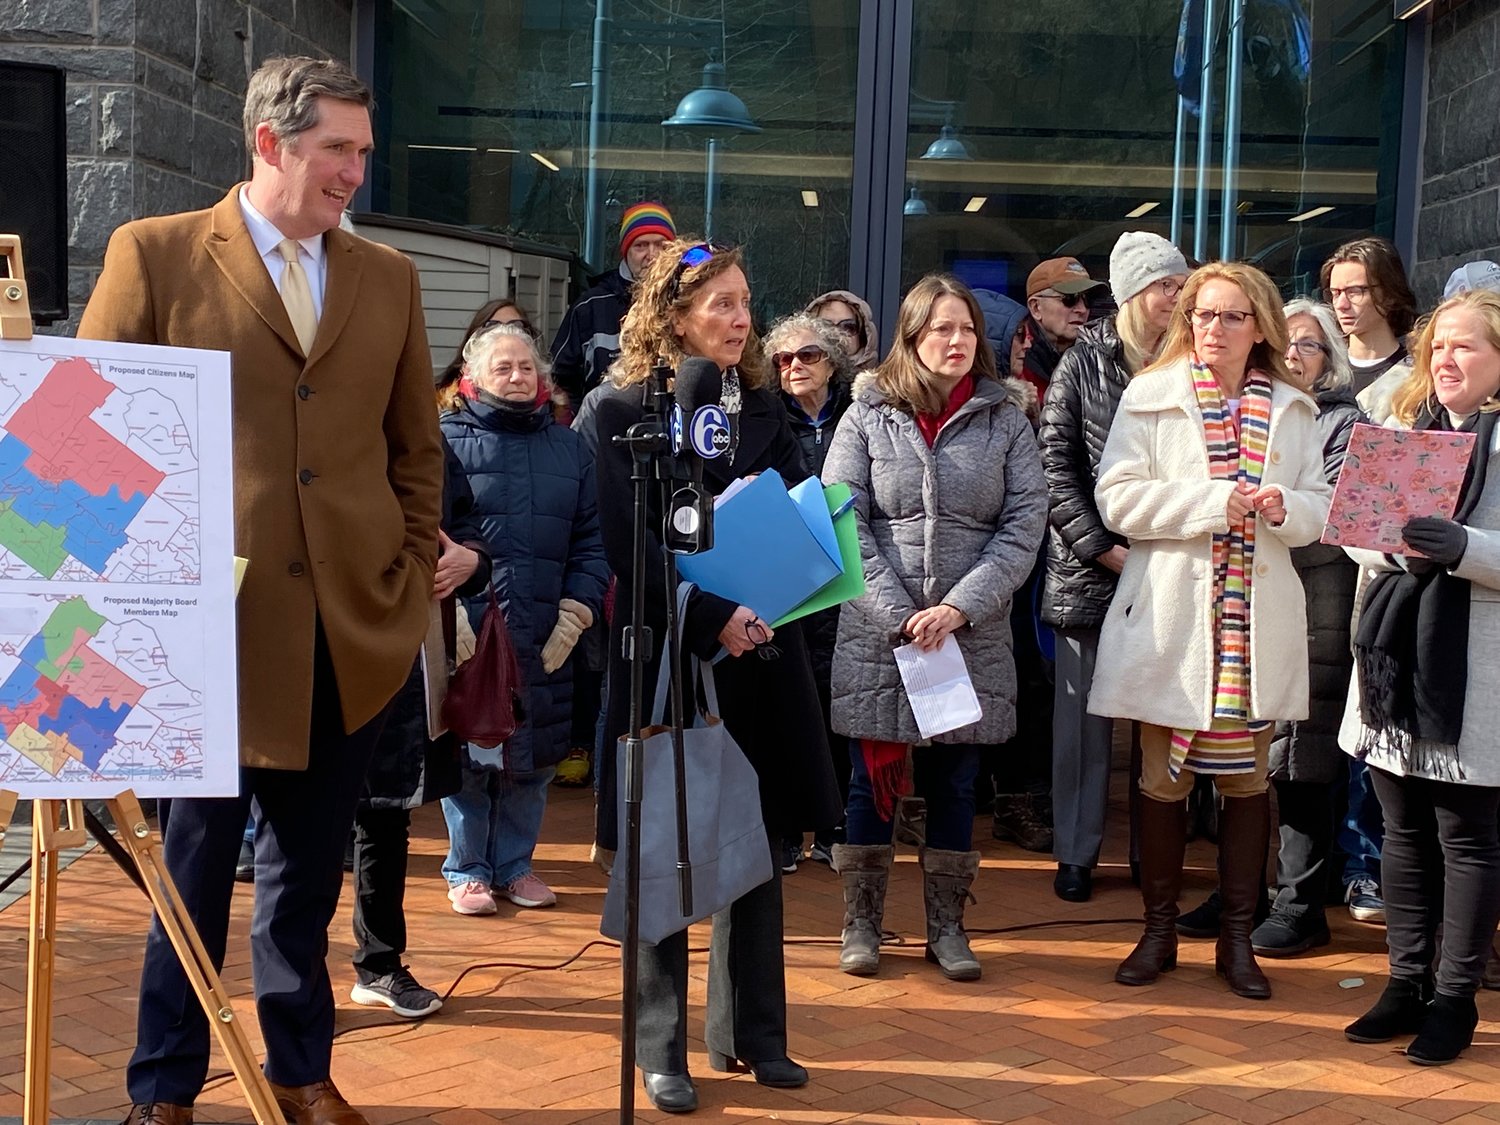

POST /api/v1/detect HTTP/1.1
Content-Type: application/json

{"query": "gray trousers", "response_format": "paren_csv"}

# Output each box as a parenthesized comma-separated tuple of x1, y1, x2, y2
(1051, 627, 1117, 868)
(634, 839, 787, 1075)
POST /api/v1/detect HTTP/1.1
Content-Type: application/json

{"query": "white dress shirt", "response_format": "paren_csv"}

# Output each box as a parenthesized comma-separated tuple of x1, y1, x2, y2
(238, 188, 328, 319)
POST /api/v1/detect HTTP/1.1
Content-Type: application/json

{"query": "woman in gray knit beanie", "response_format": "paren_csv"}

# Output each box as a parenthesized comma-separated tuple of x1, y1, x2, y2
(1038, 229, 1188, 905)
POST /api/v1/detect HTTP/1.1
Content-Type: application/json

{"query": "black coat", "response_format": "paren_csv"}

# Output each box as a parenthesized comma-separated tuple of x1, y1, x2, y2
(549, 268, 632, 406)
(783, 379, 853, 681)
(442, 397, 610, 773)
(1038, 317, 1130, 630)
(1270, 386, 1364, 783)
(593, 377, 841, 848)
(361, 439, 493, 809)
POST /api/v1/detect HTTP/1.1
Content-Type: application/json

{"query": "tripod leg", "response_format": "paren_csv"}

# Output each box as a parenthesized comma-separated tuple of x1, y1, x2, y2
(107, 792, 285, 1125)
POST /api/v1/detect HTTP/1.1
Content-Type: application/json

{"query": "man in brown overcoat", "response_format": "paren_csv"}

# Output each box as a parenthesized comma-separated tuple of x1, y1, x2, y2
(78, 56, 443, 1125)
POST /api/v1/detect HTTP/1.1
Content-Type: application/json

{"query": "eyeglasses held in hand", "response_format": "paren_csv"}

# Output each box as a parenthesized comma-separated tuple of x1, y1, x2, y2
(771, 345, 830, 371)
(1287, 339, 1329, 358)
(745, 619, 781, 661)
(1036, 290, 1088, 308)
(1186, 307, 1256, 328)
(1326, 285, 1371, 302)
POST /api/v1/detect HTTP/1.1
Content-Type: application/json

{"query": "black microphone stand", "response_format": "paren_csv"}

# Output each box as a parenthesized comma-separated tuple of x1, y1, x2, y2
(614, 362, 705, 1124)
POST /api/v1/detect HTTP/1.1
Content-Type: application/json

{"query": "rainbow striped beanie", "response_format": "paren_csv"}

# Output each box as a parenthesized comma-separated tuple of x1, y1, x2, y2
(619, 201, 676, 255)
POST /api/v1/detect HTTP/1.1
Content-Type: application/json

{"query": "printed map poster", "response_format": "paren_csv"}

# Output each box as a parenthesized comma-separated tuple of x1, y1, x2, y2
(1320, 423, 1476, 554)
(0, 335, 237, 798)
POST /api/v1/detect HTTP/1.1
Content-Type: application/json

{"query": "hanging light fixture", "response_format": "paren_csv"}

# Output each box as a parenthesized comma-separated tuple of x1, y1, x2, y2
(920, 124, 972, 162)
(662, 56, 761, 240)
(903, 186, 930, 217)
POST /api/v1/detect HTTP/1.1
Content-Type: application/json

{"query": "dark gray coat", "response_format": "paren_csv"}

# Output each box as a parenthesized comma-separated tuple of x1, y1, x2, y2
(1269, 385, 1363, 783)
(823, 373, 1048, 744)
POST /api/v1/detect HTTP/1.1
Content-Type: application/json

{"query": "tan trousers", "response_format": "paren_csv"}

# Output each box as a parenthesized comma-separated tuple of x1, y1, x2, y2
(1139, 722, 1272, 803)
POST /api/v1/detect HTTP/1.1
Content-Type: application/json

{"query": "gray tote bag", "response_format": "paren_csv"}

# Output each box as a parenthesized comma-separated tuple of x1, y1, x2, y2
(600, 583, 774, 945)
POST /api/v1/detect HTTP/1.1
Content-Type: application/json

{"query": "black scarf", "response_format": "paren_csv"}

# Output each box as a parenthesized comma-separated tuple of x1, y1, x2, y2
(1353, 404, 1496, 776)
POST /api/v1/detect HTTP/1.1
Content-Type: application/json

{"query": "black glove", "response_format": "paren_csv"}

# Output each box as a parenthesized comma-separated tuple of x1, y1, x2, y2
(1402, 516, 1468, 569)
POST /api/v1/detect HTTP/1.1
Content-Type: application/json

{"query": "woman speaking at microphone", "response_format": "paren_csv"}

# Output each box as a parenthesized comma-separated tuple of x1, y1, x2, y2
(591, 240, 840, 1114)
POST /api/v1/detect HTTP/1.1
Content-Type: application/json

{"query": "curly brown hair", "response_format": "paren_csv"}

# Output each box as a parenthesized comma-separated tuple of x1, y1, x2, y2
(610, 239, 770, 390)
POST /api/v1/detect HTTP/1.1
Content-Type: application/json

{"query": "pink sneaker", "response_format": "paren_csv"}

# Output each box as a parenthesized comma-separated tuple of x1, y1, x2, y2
(448, 880, 497, 915)
(501, 872, 557, 908)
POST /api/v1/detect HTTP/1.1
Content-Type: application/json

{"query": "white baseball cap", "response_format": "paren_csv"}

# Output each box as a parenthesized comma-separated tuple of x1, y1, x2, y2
(1444, 260, 1500, 299)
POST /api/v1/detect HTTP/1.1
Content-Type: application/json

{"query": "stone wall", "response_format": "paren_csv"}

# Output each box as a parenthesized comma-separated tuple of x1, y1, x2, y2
(0, 0, 354, 333)
(1414, 0, 1500, 305)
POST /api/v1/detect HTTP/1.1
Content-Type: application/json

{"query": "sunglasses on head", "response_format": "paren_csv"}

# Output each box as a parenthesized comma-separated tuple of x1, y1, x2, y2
(483, 316, 539, 341)
(666, 242, 732, 303)
(771, 345, 831, 371)
(1036, 290, 1087, 308)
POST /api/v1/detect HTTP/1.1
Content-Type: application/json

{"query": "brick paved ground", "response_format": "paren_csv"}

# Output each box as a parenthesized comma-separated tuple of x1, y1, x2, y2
(3, 770, 1500, 1124)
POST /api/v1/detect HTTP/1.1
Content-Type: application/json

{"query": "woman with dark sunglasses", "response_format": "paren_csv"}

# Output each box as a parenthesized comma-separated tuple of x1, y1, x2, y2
(591, 240, 841, 1113)
(806, 288, 880, 371)
(763, 314, 857, 871)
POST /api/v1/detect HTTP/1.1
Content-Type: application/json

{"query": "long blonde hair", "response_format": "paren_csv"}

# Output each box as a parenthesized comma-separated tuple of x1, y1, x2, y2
(609, 239, 770, 390)
(875, 273, 998, 416)
(1116, 295, 1163, 375)
(1144, 261, 1294, 385)
(1391, 289, 1500, 426)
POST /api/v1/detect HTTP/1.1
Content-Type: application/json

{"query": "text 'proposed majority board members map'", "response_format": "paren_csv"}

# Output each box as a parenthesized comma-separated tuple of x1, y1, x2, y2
(0, 335, 237, 799)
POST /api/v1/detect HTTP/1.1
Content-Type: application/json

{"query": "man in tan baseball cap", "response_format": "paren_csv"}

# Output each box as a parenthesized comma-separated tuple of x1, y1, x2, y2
(1024, 256, 1106, 385)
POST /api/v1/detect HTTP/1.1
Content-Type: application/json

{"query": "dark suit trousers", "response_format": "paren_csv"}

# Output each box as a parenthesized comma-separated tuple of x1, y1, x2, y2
(127, 629, 388, 1104)
(351, 805, 413, 981)
(634, 838, 786, 1075)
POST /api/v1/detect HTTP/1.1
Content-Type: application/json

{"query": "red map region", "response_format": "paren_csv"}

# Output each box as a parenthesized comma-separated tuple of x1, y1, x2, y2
(7, 358, 166, 501)
(0, 675, 68, 736)
(56, 645, 147, 710)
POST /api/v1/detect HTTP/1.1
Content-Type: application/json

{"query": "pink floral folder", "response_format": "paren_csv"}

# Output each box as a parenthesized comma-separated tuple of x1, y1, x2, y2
(1320, 423, 1476, 553)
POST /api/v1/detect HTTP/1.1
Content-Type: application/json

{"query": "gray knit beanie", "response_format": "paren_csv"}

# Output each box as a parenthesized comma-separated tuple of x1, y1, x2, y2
(1109, 231, 1190, 308)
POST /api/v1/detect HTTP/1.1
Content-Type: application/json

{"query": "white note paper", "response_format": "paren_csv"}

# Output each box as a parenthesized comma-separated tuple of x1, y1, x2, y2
(893, 634, 983, 739)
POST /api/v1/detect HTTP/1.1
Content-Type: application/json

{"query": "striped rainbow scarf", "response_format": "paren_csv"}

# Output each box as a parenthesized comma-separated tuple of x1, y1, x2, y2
(1169, 359, 1274, 779)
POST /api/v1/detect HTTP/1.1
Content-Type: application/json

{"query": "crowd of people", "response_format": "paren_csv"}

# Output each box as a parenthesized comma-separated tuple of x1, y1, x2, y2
(80, 56, 1500, 1125)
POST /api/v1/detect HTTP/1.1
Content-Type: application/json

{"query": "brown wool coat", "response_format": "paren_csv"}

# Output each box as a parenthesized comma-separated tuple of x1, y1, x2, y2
(78, 186, 444, 770)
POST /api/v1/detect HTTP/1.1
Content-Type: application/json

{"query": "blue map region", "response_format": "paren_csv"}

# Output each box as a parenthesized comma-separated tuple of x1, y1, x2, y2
(0, 652, 44, 713)
(0, 434, 148, 573)
(37, 694, 131, 769)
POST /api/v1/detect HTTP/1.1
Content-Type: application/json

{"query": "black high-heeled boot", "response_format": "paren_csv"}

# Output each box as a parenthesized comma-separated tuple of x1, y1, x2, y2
(1406, 992, 1480, 1066)
(1345, 976, 1433, 1043)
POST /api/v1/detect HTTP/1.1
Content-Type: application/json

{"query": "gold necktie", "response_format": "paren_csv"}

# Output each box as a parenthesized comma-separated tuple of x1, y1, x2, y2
(276, 239, 318, 355)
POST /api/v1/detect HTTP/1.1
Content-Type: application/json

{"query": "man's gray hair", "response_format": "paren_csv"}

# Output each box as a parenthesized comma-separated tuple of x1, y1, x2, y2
(1283, 298, 1352, 392)
(243, 56, 372, 153)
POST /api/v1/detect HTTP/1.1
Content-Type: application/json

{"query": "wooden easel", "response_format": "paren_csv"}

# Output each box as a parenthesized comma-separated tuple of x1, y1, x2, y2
(0, 234, 283, 1125)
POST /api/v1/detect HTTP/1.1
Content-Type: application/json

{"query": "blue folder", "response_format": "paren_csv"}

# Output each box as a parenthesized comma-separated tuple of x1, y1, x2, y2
(676, 472, 844, 624)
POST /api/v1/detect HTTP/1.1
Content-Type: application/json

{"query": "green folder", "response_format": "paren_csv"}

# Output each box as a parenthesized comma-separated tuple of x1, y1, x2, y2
(771, 483, 866, 628)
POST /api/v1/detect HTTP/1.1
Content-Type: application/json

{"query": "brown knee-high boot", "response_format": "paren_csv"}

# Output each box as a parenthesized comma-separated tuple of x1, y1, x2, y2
(1216, 792, 1272, 1000)
(1116, 796, 1188, 985)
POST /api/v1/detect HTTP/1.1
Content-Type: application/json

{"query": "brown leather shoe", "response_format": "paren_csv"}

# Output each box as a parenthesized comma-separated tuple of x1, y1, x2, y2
(269, 1079, 370, 1125)
(121, 1105, 193, 1125)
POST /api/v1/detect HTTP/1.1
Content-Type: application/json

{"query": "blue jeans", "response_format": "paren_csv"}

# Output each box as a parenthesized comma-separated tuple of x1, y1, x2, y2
(441, 762, 556, 887)
(846, 743, 981, 851)
(1341, 757, 1384, 886)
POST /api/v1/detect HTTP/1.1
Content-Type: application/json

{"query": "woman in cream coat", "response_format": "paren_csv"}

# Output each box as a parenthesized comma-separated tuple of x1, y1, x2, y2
(1090, 262, 1331, 1001)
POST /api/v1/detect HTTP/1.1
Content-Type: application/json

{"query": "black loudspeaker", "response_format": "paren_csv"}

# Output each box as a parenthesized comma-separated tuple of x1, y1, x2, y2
(0, 62, 67, 324)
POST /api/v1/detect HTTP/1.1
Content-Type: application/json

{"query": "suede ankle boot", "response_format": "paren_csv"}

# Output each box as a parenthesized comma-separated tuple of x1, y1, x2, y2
(1406, 992, 1478, 1065)
(1116, 797, 1188, 986)
(1214, 793, 1272, 1000)
(1345, 976, 1434, 1043)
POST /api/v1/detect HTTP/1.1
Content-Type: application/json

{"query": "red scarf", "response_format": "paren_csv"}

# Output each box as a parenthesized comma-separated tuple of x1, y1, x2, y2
(915, 375, 974, 447)
(860, 739, 911, 822)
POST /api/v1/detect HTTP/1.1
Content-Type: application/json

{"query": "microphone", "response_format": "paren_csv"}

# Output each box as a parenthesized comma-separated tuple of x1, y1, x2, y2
(664, 356, 723, 555)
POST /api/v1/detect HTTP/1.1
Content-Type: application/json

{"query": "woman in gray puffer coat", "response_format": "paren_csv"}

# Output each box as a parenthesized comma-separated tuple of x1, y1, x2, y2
(822, 274, 1047, 983)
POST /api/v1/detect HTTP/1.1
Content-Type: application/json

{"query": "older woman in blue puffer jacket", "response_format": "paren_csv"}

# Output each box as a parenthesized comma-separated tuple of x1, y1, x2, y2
(437, 322, 609, 916)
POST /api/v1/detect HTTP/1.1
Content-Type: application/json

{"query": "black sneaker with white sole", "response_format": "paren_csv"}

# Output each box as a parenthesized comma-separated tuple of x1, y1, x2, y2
(350, 966, 442, 1019)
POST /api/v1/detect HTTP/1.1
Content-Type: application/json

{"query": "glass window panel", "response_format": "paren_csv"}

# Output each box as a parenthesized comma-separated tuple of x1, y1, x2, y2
(899, 1, 1408, 306)
(371, 0, 862, 319)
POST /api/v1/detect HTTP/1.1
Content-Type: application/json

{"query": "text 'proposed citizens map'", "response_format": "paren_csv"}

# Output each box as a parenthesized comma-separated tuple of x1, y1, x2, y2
(0, 337, 236, 798)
